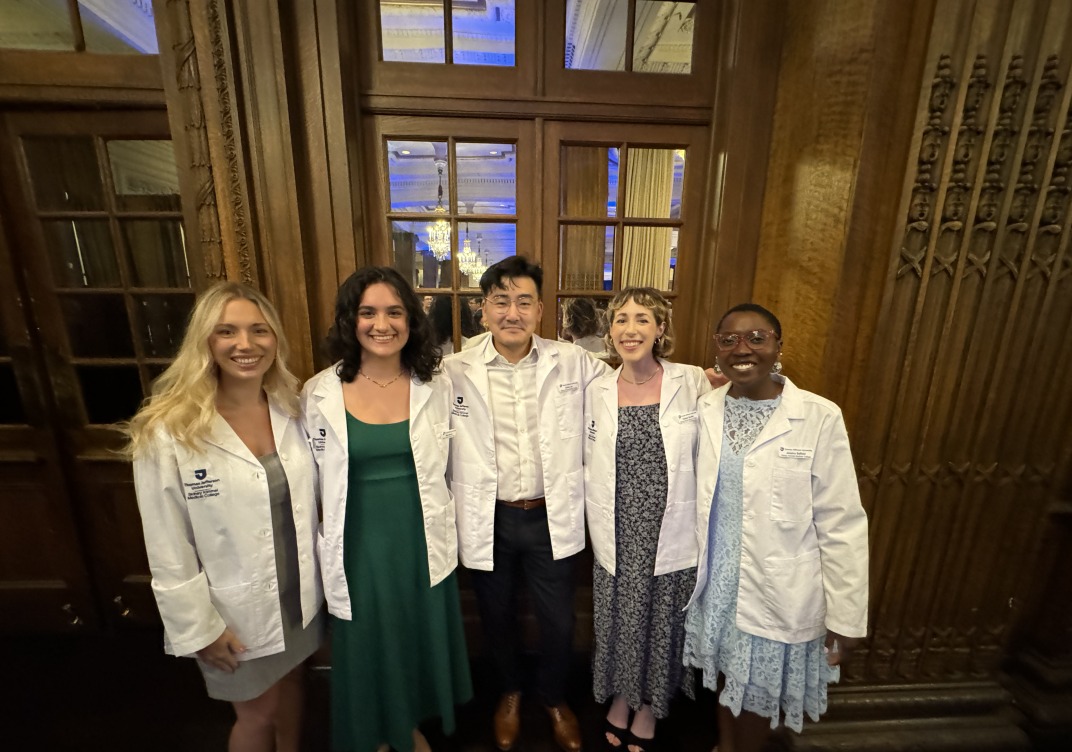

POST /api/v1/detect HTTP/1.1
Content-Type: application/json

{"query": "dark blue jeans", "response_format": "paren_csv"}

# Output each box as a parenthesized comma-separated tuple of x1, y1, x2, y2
(468, 503, 578, 706)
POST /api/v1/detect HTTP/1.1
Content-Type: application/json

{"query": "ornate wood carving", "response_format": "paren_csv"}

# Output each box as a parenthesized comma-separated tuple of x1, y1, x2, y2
(860, 0, 1072, 692)
(156, 0, 254, 285)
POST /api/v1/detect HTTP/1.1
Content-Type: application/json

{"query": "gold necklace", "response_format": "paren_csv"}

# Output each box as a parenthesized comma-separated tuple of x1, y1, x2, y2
(358, 369, 406, 388)
(619, 364, 662, 385)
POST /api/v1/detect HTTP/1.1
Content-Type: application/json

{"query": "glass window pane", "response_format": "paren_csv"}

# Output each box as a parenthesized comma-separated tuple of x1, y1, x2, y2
(457, 143, 516, 215)
(134, 293, 194, 358)
(107, 140, 181, 211)
(380, 0, 446, 63)
(79, 1, 158, 53)
(60, 293, 134, 357)
(386, 141, 451, 213)
(0, 364, 27, 424)
(145, 362, 170, 385)
(558, 297, 609, 356)
(121, 220, 190, 288)
(561, 146, 617, 218)
(426, 294, 477, 355)
(560, 224, 613, 291)
(22, 137, 105, 211)
(76, 365, 142, 424)
(633, 1, 695, 74)
(623, 147, 682, 219)
(452, 0, 515, 66)
(42, 220, 120, 288)
(565, 0, 627, 71)
(621, 225, 675, 290)
(0, 0, 75, 51)
(391, 220, 451, 290)
(457, 222, 515, 289)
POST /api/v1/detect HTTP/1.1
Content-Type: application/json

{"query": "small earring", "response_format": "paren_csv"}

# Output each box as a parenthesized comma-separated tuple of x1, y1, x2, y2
(771, 360, 783, 374)
(713, 362, 722, 375)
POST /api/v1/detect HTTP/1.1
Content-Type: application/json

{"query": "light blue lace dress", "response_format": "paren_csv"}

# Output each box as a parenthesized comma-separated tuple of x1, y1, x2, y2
(683, 394, 838, 732)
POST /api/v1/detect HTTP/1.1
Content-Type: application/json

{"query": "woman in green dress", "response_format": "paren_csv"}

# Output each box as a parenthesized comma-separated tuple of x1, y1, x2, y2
(302, 267, 472, 752)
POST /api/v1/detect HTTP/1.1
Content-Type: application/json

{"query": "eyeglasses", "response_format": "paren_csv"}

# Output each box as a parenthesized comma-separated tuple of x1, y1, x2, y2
(487, 296, 536, 313)
(714, 329, 779, 350)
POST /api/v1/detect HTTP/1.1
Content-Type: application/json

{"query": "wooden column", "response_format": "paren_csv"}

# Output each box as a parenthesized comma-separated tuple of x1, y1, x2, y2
(153, 0, 369, 377)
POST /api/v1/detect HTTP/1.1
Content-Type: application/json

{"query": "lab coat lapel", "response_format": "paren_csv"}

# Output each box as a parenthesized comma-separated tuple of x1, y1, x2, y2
(659, 360, 683, 419)
(312, 370, 348, 451)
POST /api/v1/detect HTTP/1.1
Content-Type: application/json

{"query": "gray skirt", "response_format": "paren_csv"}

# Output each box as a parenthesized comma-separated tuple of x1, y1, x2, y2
(199, 452, 324, 702)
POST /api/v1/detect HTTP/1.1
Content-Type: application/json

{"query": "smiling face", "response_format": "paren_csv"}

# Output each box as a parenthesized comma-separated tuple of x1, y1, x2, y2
(610, 298, 664, 365)
(356, 282, 410, 361)
(715, 310, 782, 399)
(482, 276, 543, 360)
(209, 298, 277, 387)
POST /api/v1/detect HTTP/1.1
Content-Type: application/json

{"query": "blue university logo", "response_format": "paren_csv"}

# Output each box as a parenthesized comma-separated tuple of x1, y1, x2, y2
(456, 396, 464, 404)
(194, 469, 207, 481)
(319, 428, 326, 437)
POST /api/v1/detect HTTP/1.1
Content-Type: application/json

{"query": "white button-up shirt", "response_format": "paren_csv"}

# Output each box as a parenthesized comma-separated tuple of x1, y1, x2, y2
(485, 338, 544, 501)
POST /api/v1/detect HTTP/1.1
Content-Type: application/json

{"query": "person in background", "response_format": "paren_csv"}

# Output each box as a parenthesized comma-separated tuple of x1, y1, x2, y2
(584, 287, 710, 752)
(683, 303, 869, 752)
(303, 267, 471, 752)
(443, 255, 610, 752)
(561, 297, 608, 357)
(127, 281, 324, 752)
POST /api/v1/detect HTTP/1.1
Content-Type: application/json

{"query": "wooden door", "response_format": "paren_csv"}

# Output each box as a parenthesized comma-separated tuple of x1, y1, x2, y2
(0, 109, 197, 630)
(0, 199, 98, 632)
(541, 120, 711, 364)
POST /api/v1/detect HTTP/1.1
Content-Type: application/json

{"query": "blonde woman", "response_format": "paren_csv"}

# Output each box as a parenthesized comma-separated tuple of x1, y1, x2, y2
(583, 287, 711, 752)
(126, 282, 324, 752)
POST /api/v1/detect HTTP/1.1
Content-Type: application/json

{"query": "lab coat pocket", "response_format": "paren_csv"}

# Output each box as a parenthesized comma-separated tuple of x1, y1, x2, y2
(659, 499, 698, 563)
(554, 393, 583, 438)
(761, 550, 824, 633)
(770, 465, 812, 521)
(208, 581, 266, 649)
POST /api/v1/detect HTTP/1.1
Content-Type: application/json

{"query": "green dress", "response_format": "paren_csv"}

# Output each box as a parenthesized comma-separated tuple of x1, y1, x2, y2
(331, 414, 472, 752)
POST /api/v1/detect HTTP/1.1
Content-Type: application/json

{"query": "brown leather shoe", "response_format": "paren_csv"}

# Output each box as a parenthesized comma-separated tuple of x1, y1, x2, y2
(546, 703, 583, 752)
(493, 691, 522, 751)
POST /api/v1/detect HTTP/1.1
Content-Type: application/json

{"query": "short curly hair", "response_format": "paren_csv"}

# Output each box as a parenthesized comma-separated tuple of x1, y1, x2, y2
(604, 287, 675, 358)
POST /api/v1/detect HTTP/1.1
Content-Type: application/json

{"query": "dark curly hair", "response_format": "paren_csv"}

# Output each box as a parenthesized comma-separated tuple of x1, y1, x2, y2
(326, 266, 440, 383)
(717, 302, 782, 339)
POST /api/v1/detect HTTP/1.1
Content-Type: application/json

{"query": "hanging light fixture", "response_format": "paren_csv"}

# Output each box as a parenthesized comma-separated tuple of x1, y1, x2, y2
(458, 222, 479, 276)
(425, 159, 451, 261)
(469, 234, 488, 278)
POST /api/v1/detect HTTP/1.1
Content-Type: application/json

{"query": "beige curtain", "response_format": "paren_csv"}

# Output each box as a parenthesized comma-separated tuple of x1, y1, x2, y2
(562, 147, 608, 290)
(622, 148, 674, 289)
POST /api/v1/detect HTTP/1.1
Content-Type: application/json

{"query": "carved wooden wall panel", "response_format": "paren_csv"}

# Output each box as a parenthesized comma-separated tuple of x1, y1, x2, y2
(856, 0, 1072, 685)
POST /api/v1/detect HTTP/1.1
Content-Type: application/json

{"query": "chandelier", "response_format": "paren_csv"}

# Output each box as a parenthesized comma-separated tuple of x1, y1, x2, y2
(425, 160, 451, 261)
(468, 234, 489, 278)
(458, 223, 480, 277)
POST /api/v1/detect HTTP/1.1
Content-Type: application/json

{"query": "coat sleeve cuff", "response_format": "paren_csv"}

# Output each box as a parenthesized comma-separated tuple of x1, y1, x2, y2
(152, 570, 227, 656)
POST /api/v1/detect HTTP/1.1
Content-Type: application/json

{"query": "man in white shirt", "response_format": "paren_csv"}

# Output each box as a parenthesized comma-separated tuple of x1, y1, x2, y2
(444, 256, 609, 752)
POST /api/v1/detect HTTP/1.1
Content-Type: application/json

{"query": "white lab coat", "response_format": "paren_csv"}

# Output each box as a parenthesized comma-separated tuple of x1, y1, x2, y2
(686, 375, 869, 643)
(301, 365, 457, 620)
(584, 360, 712, 576)
(132, 399, 323, 660)
(443, 334, 611, 570)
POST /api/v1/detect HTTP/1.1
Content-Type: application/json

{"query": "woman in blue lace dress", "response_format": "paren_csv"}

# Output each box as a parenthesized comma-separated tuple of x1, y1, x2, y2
(683, 304, 869, 752)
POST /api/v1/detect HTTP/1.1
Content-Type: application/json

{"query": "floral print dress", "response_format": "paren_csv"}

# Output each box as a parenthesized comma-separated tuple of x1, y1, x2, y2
(683, 395, 838, 732)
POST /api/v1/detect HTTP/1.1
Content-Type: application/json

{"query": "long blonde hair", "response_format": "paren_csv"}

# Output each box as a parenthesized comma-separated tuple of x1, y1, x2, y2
(122, 282, 300, 457)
